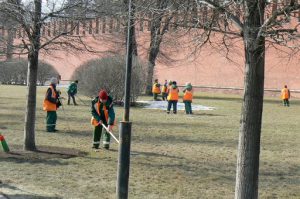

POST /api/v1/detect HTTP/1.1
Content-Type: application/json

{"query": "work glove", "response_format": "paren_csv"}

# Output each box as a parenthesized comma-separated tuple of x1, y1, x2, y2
(108, 125, 113, 132)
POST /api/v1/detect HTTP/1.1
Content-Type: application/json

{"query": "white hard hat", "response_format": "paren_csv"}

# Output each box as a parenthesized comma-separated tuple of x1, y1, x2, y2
(50, 77, 58, 84)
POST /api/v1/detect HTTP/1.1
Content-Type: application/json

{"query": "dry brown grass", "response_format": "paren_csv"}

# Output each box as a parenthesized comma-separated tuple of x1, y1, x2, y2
(0, 85, 299, 199)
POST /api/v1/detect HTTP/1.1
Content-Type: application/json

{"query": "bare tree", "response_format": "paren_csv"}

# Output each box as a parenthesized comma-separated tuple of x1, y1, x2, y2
(135, 0, 176, 95)
(0, 0, 101, 151)
(133, 0, 197, 95)
(181, 0, 300, 198)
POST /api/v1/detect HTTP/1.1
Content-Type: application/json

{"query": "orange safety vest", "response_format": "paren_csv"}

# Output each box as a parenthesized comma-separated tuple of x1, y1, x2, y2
(183, 90, 193, 101)
(281, 88, 290, 99)
(152, 83, 161, 94)
(167, 88, 179, 101)
(91, 101, 109, 126)
(43, 86, 57, 111)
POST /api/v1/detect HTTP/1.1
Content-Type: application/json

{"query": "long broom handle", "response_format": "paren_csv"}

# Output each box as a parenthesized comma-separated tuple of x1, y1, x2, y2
(101, 123, 120, 144)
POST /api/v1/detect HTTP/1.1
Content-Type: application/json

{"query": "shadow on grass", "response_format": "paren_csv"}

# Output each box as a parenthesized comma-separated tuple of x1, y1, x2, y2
(194, 95, 300, 105)
(194, 95, 242, 102)
(0, 106, 26, 114)
(56, 115, 90, 124)
(134, 134, 237, 148)
(61, 130, 91, 138)
(6, 194, 62, 199)
(130, 150, 184, 160)
(135, 121, 210, 129)
(137, 159, 236, 185)
(0, 112, 23, 120)
(260, 164, 300, 179)
(0, 145, 87, 165)
(188, 112, 224, 117)
(0, 125, 8, 129)
(1, 184, 62, 199)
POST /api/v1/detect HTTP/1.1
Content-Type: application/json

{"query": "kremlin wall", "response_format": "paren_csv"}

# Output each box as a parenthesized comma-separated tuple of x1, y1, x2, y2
(2, 15, 300, 96)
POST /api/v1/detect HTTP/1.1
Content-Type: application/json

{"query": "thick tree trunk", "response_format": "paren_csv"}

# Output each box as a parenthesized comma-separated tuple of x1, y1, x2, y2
(131, 26, 138, 56)
(6, 27, 14, 60)
(235, 0, 265, 198)
(24, 52, 39, 151)
(145, 40, 160, 95)
(145, 58, 156, 95)
(23, 0, 42, 151)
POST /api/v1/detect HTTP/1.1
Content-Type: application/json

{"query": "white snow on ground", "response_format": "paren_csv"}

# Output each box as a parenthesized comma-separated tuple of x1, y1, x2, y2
(137, 100, 215, 111)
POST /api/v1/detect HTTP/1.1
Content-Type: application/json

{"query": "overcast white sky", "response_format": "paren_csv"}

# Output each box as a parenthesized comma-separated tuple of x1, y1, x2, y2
(22, 0, 66, 13)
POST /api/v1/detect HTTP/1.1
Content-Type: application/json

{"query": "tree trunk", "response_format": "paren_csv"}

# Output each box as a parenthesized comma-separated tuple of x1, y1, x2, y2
(24, 52, 39, 151)
(131, 24, 138, 56)
(24, 0, 42, 151)
(235, 0, 265, 198)
(145, 57, 156, 95)
(6, 27, 14, 60)
(145, 0, 171, 95)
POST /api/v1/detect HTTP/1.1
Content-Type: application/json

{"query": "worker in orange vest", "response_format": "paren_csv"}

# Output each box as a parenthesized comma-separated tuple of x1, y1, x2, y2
(165, 80, 173, 98)
(91, 90, 115, 150)
(43, 77, 61, 132)
(281, 85, 291, 107)
(183, 83, 193, 114)
(152, 79, 161, 101)
(161, 80, 168, 101)
(167, 81, 179, 114)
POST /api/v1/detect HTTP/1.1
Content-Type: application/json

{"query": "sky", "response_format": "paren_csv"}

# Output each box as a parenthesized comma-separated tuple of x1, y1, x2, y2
(22, 0, 66, 13)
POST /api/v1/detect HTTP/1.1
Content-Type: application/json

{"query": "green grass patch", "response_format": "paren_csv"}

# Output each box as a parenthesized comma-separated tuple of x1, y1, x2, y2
(0, 85, 299, 198)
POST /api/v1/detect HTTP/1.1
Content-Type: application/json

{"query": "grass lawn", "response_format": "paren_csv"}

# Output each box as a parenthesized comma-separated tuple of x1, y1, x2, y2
(0, 85, 299, 199)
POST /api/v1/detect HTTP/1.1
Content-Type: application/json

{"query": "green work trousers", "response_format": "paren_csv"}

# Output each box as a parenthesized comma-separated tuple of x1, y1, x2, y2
(184, 101, 193, 114)
(283, 99, 290, 107)
(46, 111, 57, 132)
(153, 93, 159, 100)
(93, 124, 111, 149)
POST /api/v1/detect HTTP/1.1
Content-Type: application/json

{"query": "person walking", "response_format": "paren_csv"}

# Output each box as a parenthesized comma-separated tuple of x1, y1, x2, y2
(161, 80, 168, 101)
(67, 80, 78, 105)
(183, 82, 193, 114)
(167, 81, 179, 114)
(43, 77, 60, 132)
(281, 85, 291, 107)
(91, 90, 115, 150)
(152, 79, 161, 101)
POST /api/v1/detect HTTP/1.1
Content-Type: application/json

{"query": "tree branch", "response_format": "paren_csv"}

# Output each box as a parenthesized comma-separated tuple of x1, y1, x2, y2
(196, 0, 243, 32)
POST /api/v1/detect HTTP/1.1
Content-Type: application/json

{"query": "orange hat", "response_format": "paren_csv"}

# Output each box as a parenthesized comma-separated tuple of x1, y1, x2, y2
(99, 90, 108, 100)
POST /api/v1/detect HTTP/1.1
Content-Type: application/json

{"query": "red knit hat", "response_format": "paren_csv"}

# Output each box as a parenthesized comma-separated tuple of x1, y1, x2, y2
(99, 90, 108, 100)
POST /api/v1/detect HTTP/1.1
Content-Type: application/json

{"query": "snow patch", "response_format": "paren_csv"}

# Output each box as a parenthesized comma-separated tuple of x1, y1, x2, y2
(138, 100, 215, 111)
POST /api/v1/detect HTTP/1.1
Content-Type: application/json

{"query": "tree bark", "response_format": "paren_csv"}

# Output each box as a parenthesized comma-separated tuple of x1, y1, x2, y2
(235, 0, 265, 198)
(24, 52, 39, 151)
(24, 0, 42, 151)
(6, 27, 14, 60)
(145, 45, 159, 95)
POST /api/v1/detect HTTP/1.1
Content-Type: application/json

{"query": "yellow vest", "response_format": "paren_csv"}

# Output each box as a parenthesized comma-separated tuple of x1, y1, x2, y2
(162, 85, 167, 93)
(281, 88, 290, 99)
